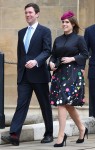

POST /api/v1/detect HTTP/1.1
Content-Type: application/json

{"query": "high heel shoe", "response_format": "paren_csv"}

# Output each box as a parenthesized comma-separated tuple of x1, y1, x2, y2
(76, 127, 88, 143)
(54, 133, 67, 147)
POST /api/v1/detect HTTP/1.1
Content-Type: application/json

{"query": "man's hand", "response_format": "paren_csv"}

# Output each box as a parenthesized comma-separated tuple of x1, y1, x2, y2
(25, 60, 37, 69)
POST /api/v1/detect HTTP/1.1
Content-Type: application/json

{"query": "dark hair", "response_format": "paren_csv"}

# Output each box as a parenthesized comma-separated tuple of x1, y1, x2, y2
(24, 3, 40, 14)
(68, 16, 80, 34)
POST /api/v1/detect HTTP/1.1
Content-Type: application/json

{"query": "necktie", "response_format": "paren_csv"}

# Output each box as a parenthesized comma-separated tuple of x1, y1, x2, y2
(24, 27, 32, 53)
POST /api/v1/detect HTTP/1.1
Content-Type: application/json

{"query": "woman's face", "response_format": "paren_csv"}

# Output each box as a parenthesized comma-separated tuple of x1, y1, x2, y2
(62, 19, 74, 34)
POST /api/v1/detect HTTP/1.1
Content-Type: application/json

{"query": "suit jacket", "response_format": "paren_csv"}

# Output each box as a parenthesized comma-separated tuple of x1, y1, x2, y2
(84, 24, 95, 79)
(17, 24, 51, 83)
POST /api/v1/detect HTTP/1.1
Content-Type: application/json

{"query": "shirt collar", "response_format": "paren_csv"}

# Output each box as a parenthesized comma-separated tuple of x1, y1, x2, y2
(28, 22, 38, 30)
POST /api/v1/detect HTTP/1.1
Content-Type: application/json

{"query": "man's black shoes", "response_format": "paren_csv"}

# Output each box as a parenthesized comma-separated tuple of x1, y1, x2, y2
(1, 135, 53, 145)
(1, 135, 19, 146)
(41, 135, 53, 143)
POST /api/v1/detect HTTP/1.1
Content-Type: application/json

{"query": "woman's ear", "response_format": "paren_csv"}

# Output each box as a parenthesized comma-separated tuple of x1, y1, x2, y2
(72, 23, 75, 27)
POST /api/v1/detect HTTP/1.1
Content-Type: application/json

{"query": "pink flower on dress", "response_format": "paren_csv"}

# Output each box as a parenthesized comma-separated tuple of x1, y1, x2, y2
(52, 76, 55, 79)
(50, 101, 54, 105)
(82, 99, 85, 102)
(56, 94, 58, 97)
(76, 94, 78, 97)
(66, 88, 69, 92)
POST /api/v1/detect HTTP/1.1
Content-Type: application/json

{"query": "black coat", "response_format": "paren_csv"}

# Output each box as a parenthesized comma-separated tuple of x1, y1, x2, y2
(50, 32, 88, 69)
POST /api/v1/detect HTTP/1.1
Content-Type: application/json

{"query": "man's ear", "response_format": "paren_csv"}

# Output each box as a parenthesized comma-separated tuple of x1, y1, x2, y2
(36, 12, 40, 18)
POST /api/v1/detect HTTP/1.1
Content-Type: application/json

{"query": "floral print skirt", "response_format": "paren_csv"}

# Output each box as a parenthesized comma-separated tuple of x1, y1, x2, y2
(49, 63, 85, 106)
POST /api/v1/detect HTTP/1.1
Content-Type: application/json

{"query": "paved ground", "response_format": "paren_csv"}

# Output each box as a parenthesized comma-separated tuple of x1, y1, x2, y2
(0, 134, 95, 150)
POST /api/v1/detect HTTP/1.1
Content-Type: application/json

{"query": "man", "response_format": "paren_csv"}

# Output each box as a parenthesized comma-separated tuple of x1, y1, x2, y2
(1, 3, 53, 146)
(84, 24, 95, 118)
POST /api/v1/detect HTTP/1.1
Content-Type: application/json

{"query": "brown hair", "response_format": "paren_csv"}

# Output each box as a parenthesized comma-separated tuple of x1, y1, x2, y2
(68, 16, 80, 34)
(24, 3, 40, 14)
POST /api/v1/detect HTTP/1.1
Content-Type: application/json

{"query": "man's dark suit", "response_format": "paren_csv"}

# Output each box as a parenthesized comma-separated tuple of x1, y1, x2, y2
(9, 24, 53, 137)
(84, 24, 95, 117)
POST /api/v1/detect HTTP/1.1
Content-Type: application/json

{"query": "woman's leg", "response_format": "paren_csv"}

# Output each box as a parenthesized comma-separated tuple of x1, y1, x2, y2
(56, 105, 67, 143)
(65, 105, 85, 139)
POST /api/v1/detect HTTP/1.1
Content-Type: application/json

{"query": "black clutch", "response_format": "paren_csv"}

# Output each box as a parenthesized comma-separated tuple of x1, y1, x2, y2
(48, 58, 61, 71)
(54, 58, 61, 68)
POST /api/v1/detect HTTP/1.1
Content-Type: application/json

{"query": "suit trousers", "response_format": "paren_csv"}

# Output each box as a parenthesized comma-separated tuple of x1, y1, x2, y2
(89, 78, 95, 117)
(10, 70, 53, 137)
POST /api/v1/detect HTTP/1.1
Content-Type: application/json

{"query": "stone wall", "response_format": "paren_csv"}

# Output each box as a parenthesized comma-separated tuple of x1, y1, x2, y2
(79, 0, 95, 29)
(0, 0, 92, 108)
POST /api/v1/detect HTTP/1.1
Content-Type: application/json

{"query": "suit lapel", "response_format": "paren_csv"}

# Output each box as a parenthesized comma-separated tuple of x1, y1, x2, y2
(21, 28, 27, 40)
(20, 27, 28, 53)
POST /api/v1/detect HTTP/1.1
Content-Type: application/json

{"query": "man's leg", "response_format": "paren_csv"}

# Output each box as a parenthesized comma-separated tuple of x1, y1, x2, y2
(10, 82, 33, 136)
(34, 83, 53, 142)
(89, 79, 95, 117)
(2, 78, 33, 146)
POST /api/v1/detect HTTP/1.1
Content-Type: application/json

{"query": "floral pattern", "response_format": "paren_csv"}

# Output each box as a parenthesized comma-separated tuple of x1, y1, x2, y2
(49, 63, 85, 106)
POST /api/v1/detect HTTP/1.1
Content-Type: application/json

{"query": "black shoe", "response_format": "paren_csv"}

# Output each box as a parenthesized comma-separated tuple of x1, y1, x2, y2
(1, 135, 19, 146)
(54, 133, 67, 147)
(76, 127, 88, 143)
(41, 135, 53, 143)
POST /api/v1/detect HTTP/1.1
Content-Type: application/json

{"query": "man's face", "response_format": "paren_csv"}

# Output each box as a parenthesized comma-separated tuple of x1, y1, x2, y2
(25, 7, 39, 25)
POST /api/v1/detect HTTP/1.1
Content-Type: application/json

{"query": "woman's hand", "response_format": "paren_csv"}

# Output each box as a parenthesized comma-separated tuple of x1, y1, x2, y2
(61, 57, 75, 63)
(81, 69, 85, 76)
(49, 62, 57, 71)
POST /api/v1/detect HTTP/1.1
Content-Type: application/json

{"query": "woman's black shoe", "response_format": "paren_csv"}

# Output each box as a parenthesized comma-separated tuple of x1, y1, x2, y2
(54, 133, 67, 147)
(76, 127, 88, 143)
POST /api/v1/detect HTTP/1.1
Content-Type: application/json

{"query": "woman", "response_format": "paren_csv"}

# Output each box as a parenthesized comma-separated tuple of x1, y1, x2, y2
(49, 11, 88, 147)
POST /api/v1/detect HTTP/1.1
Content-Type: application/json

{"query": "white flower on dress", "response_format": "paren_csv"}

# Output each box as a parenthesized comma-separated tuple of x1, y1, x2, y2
(56, 101, 59, 105)
(60, 100, 62, 103)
